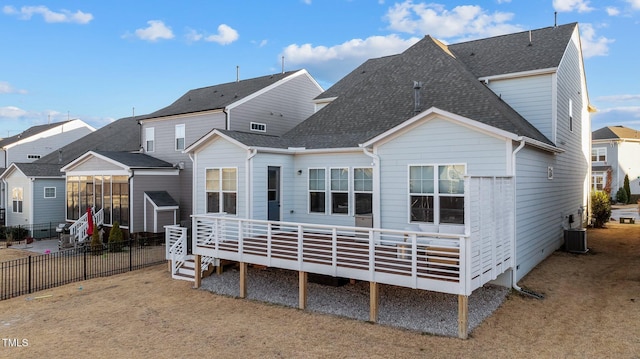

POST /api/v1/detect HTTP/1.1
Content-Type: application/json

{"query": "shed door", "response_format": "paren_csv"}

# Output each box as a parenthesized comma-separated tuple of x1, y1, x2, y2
(267, 166, 280, 221)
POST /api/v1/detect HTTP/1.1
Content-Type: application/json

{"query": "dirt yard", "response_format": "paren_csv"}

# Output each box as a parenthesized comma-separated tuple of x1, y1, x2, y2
(0, 222, 638, 358)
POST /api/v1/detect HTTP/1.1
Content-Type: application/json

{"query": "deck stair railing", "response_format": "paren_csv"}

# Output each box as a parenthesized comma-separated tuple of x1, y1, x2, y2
(67, 207, 105, 248)
(165, 224, 215, 281)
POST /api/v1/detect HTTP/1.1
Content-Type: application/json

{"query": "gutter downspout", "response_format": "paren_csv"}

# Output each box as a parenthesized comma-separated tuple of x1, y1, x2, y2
(246, 149, 257, 219)
(511, 139, 526, 293)
(223, 109, 230, 130)
(362, 146, 380, 228)
(128, 170, 134, 234)
(189, 153, 195, 225)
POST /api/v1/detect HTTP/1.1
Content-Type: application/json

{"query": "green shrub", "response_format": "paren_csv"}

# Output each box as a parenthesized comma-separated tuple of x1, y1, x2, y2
(108, 222, 124, 252)
(591, 191, 611, 228)
(624, 174, 631, 204)
(616, 187, 628, 204)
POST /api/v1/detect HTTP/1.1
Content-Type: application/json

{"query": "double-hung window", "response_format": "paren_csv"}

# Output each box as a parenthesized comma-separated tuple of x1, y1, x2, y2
(409, 164, 465, 225)
(354, 168, 373, 215)
(206, 168, 237, 214)
(592, 172, 605, 191)
(591, 148, 606, 162)
(44, 187, 56, 198)
(145, 127, 155, 152)
(12, 187, 23, 213)
(175, 124, 185, 151)
(331, 168, 349, 214)
(308, 169, 326, 213)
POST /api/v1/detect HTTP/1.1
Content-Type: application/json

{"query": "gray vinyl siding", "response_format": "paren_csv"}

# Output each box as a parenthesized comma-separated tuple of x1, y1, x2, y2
(289, 151, 370, 227)
(228, 75, 320, 136)
(130, 174, 181, 233)
(5, 127, 93, 164)
(141, 113, 226, 223)
(32, 179, 66, 224)
(487, 75, 554, 141)
(193, 138, 247, 217)
(376, 117, 509, 231)
(514, 36, 588, 281)
(249, 153, 294, 221)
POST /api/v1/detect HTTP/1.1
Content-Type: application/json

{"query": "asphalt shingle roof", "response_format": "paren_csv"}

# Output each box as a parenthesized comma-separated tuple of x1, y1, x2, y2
(145, 191, 179, 207)
(36, 117, 141, 166)
(10, 163, 64, 177)
(93, 151, 174, 168)
(137, 71, 301, 120)
(448, 23, 577, 78)
(0, 121, 75, 147)
(592, 126, 640, 140)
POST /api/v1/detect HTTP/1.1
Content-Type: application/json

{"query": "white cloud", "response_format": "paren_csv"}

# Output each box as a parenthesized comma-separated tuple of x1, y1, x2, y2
(204, 24, 239, 45)
(553, 0, 593, 13)
(281, 34, 420, 83)
(606, 7, 620, 16)
(185, 29, 203, 43)
(628, 0, 640, 10)
(384, 2, 522, 40)
(134, 20, 174, 42)
(597, 94, 640, 102)
(0, 106, 27, 118)
(591, 106, 640, 130)
(3, 5, 92, 24)
(580, 23, 614, 58)
(497, 0, 512, 3)
(0, 81, 27, 94)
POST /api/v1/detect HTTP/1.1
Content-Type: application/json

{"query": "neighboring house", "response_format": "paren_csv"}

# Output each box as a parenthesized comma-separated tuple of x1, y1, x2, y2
(175, 23, 592, 337)
(0, 163, 67, 232)
(58, 69, 323, 238)
(0, 119, 95, 212)
(0, 117, 139, 228)
(591, 126, 640, 200)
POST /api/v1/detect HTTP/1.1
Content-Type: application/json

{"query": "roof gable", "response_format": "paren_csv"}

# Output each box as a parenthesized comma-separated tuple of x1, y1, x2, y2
(281, 34, 553, 149)
(138, 70, 305, 120)
(593, 126, 640, 141)
(0, 120, 77, 148)
(448, 23, 577, 78)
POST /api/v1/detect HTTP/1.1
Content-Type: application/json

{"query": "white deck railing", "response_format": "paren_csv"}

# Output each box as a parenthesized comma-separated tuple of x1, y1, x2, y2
(69, 207, 105, 244)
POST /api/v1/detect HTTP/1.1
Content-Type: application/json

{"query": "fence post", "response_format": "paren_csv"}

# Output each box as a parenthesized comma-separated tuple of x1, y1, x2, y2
(84, 247, 87, 280)
(28, 256, 32, 294)
(129, 239, 133, 271)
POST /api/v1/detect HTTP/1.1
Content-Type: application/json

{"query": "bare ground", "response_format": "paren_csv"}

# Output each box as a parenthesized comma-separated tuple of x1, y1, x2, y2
(0, 222, 639, 358)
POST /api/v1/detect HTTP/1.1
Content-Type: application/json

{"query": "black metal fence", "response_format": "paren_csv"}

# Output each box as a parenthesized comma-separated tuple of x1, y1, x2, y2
(0, 237, 166, 300)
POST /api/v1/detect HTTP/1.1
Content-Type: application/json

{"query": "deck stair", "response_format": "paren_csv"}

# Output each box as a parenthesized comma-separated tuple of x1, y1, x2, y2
(171, 254, 216, 281)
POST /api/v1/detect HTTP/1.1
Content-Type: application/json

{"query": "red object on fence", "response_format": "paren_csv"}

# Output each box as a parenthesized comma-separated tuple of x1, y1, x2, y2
(87, 207, 94, 236)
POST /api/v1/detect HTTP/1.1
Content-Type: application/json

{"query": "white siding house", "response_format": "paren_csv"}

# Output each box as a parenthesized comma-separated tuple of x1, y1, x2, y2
(171, 23, 592, 338)
(592, 126, 640, 199)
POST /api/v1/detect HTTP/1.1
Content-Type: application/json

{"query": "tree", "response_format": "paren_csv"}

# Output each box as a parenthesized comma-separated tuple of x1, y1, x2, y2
(90, 226, 103, 255)
(591, 191, 611, 228)
(108, 222, 124, 252)
(616, 187, 628, 204)
(623, 174, 631, 204)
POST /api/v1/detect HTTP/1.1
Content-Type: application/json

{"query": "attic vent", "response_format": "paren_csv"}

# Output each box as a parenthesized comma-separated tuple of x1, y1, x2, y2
(413, 81, 423, 114)
(251, 122, 266, 132)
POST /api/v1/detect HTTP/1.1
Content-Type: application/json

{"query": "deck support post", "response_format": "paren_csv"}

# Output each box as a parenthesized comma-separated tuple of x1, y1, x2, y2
(458, 294, 469, 339)
(239, 262, 248, 298)
(193, 254, 201, 289)
(167, 260, 171, 272)
(369, 282, 379, 322)
(298, 271, 307, 309)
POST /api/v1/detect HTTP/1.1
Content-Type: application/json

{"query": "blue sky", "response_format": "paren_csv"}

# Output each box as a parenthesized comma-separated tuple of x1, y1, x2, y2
(1, 0, 638, 138)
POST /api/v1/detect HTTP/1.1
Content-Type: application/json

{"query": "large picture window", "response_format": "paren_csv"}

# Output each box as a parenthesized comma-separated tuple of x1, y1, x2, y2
(206, 168, 237, 214)
(66, 175, 128, 226)
(409, 164, 465, 225)
(308, 168, 326, 213)
(354, 168, 373, 215)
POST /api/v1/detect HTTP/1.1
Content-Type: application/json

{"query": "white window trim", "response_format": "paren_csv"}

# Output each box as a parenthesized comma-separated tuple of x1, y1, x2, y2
(591, 147, 607, 163)
(330, 167, 350, 215)
(569, 98, 573, 132)
(12, 187, 23, 213)
(205, 167, 238, 215)
(250, 122, 266, 132)
(353, 167, 373, 215)
(407, 163, 466, 225)
(145, 127, 155, 152)
(175, 124, 185, 151)
(44, 187, 56, 199)
(592, 171, 606, 191)
(307, 167, 327, 214)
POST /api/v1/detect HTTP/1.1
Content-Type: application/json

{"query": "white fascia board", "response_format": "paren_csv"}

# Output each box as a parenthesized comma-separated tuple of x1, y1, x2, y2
(361, 107, 520, 148)
(0, 163, 23, 180)
(313, 96, 337, 105)
(64, 169, 130, 176)
(131, 169, 180, 176)
(479, 67, 557, 83)
(185, 129, 249, 154)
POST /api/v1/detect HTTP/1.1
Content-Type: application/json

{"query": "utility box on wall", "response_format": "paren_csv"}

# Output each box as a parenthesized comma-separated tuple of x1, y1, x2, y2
(564, 228, 588, 253)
